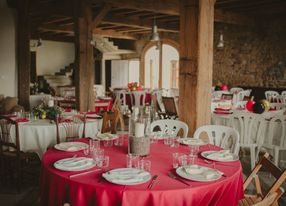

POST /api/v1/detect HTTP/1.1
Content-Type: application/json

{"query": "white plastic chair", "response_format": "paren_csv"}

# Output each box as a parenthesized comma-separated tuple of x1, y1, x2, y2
(193, 125, 240, 155)
(231, 113, 266, 169)
(269, 103, 286, 110)
(265, 91, 280, 103)
(281, 91, 286, 103)
(212, 91, 230, 100)
(150, 119, 188, 138)
(260, 116, 286, 166)
(230, 87, 244, 94)
(113, 90, 129, 112)
(233, 101, 247, 110)
(131, 91, 146, 107)
(233, 90, 251, 105)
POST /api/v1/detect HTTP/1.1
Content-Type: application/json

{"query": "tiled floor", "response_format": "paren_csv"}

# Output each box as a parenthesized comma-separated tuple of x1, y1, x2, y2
(0, 156, 285, 206)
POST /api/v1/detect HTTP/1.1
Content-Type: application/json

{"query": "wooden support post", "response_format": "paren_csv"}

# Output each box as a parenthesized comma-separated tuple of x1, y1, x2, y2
(74, 0, 95, 112)
(17, 0, 30, 110)
(179, 0, 215, 135)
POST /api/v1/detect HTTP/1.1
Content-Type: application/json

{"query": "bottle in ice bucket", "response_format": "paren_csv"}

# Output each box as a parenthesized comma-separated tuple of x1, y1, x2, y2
(128, 106, 150, 156)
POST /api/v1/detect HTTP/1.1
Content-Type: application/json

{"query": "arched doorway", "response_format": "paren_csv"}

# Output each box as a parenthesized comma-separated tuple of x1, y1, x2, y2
(141, 40, 179, 90)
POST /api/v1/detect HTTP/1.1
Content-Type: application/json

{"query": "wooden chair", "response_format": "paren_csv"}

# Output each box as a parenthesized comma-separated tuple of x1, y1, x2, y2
(161, 96, 178, 119)
(0, 116, 40, 192)
(101, 108, 122, 134)
(238, 152, 286, 206)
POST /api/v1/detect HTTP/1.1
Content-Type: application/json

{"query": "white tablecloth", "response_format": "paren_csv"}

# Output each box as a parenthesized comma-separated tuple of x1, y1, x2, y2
(10, 119, 102, 158)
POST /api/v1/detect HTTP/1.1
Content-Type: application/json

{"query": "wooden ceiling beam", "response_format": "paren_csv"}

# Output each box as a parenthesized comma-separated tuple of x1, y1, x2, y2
(102, 15, 179, 33)
(93, 28, 138, 39)
(91, 4, 111, 28)
(94, 0, 257, 26)
(93, 0, 179, 15)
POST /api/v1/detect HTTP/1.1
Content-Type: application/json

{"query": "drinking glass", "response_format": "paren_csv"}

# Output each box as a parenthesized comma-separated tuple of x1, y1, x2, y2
(92, 148, 104, 164)
(164, 136, 171, 145)
(189, 145, 199, 157)
(172, 152, 180, 168)
(98, 155, 109, 168)
(114, 130, 128, 146)
(139, 159, 151, 172)
(103, 139, 113, 147)
(178, 154, 188, 166)
(89, 139, 100, 151)
(126, 154, 139, 168)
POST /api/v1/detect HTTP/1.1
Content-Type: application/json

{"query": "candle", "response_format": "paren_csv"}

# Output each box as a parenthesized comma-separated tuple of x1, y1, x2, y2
(48, 99, 54, 107)
(135, 122, 145, 137)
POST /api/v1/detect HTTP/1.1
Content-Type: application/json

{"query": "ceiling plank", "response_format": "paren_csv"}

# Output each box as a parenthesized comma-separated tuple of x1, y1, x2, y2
(102, 15, 179, 33)
(91, 4, 111, 29)
(94, 0, 256, 26)
(93, 0, 179, 15)
(93, 28, 138, 39)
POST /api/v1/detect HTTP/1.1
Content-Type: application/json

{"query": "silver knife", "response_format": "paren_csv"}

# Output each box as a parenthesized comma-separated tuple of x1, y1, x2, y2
(148, 175, 158, 189)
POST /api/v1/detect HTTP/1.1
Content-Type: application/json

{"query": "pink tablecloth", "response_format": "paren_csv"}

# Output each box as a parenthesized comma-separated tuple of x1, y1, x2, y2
(40, 139, 244, 206)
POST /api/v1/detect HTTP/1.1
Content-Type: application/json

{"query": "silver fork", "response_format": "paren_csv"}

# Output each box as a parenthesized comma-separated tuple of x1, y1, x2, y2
(167, 171, 191, 186)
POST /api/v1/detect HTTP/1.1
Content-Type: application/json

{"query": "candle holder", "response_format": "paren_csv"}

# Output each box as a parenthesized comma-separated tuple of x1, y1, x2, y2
(128, 106, 150, 156)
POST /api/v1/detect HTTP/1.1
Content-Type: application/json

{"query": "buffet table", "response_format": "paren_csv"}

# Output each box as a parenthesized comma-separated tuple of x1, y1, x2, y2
(40, 139, 243, 206)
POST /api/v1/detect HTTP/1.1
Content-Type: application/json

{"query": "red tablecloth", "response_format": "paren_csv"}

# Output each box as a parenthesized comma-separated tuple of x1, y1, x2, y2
(40, 139, 244, 206)
(125, 93, 152, 107)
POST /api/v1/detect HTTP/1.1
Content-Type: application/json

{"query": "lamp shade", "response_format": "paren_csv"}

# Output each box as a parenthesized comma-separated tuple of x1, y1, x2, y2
(150, 24, 160, 41)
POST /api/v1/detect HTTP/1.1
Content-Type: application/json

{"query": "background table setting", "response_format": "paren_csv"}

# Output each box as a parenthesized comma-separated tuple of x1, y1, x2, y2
(8, 115, 101, 158)
(40, 135, 244, 206)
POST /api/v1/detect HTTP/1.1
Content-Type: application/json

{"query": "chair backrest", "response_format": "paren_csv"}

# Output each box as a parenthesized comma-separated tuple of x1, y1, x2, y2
(56, 115, 86, 142)
(212, 91, 230, 100)
(150, 119, 189, 138)
(269, 103, 286, 110)
(152, 89, 164, 111)
(243, 152, 286, 204)
(265, 91, 280, 103)
(231, 113, 266, 146)
(193, 125, 240, 155)
(233, 101, 247, 110)
(266, 116, 286, 148)
(0, 116, 20, 155)
(230, 87, 244, 94)
(235, 90, 251, 102)
(162, 96, 178, 117)
(101, 109, 121, 134)
(131, 91, 146, 107)
(113, 90, 128, 107)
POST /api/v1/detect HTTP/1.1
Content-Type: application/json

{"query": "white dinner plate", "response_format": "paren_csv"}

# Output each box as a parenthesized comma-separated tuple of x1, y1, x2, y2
(176, 165, 222, 182)
(201, 150, 239, 162)
(54, 142, 88, 152)
(54, 157, 96, 171)
(177, 138, 207, 146)
(94, 133, 118, 141)
(102, 168, 151, 185)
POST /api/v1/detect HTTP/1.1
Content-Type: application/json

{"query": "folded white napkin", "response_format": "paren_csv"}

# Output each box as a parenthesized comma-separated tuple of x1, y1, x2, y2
(207, 150, 234, 161)
(103, 169, 149, 184)
(183, 165, 204, 175)
(55, 142, 87, 151)
(182, 138, 204, 145)
(183, 165, 220, 180)
(97, 133, 116, 140)
(54, 157, 95, 171)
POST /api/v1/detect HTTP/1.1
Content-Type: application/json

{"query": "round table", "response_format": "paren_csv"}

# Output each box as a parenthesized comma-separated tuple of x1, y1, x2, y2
(40, 139, 244, 206)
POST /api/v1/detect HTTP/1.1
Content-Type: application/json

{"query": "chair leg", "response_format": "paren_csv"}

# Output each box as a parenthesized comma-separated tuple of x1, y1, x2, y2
(250, 147, 256, 170)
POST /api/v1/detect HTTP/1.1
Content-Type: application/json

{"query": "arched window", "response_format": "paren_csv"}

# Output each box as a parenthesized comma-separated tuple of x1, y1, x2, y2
(142, 40, 179, 90)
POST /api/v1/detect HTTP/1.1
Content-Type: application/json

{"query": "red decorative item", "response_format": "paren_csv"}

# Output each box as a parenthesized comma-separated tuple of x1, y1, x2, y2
(220, 85, 228, 91)
(246, 97, 255, 112)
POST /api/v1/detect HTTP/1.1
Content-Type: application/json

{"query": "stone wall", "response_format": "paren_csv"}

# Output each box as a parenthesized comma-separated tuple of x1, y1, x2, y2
(122, 20, 286, 89)
(213, 21, 286, 88)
